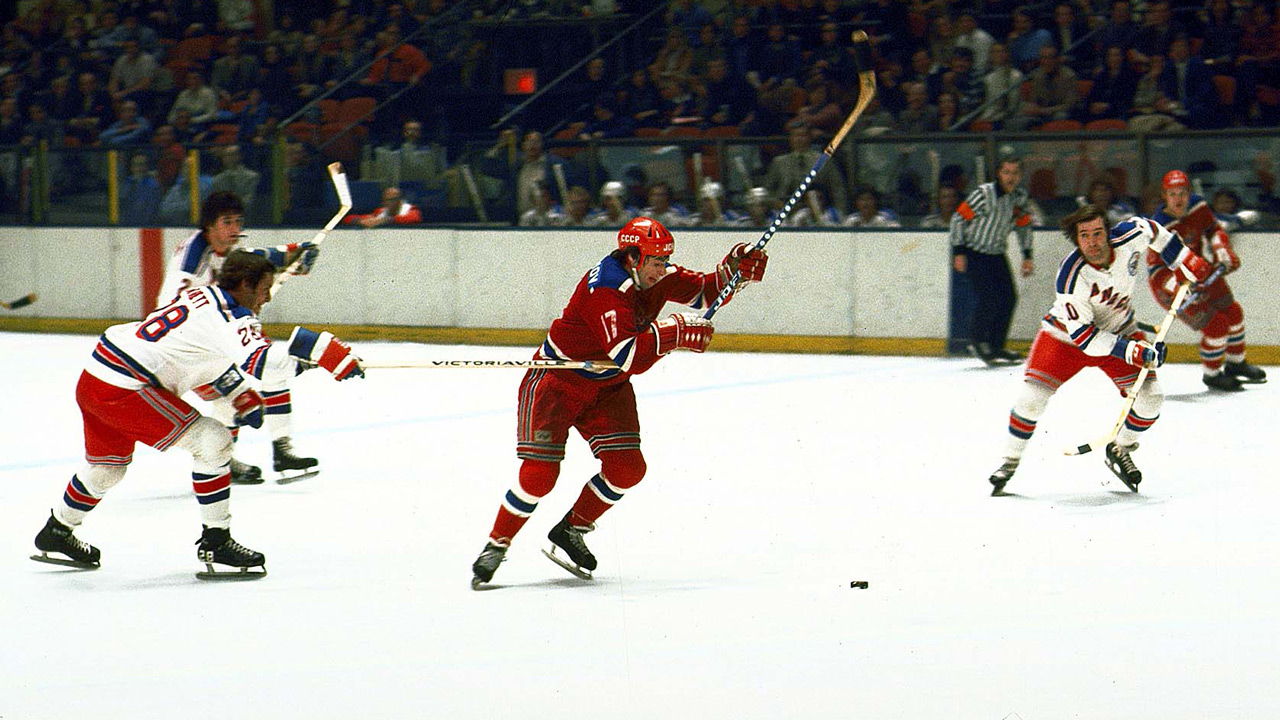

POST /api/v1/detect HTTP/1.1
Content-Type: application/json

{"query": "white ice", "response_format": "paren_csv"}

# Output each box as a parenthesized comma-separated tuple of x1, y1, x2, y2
(1, 331, 1276, 720)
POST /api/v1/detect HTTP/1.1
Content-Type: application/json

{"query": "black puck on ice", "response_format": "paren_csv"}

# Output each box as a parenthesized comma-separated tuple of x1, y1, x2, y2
(849, 581, 869, 589)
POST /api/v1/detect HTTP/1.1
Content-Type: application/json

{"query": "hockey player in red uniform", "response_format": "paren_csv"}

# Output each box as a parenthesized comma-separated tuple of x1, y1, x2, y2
(31, 251, 364, 577)
(1149, 170, 1267, 391)
(987, 205, 1211, 495)
(470, 217, 768, 588)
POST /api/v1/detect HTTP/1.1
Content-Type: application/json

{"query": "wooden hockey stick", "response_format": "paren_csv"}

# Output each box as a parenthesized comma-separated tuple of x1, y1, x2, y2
(362, 359, 620, 371)
(1064, 281, 1191, 456)
(703, 30, 876, 320)
(1, 292, 37, 310)
(271, 162, 353, 293)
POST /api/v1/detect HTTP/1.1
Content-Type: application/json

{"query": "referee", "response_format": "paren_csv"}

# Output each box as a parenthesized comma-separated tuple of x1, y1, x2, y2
(949, 154, 1036, 365)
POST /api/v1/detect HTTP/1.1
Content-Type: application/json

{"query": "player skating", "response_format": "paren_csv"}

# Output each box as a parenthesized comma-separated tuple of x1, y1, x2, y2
(158, 191, 323, 483)
(31, 251, 364, 577)
(1149, 170, 1267, 391)
(470, 217, 767, 588)
(986, 205, 1211, 495)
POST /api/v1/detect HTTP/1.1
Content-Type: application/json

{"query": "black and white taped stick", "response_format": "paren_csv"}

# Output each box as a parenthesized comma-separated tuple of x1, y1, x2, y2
(272, 162, 353, 294)
(363, 359, 620, 371)
(1, 293, 37, 310)
(702, 29, 876, 320)
(1065, 281, 1191, 456)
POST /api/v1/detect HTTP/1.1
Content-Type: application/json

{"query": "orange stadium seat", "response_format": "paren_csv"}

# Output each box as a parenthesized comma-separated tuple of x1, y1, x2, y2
(319, 99, 341, 124)
(703, 125, 740, 138)
(1212, 75, 1236, 107)
(1084, 119, 1127, 131)
(968, 119, 994, 132)
(336, 97, 377, 126)
(1039, 119, 1083, 132)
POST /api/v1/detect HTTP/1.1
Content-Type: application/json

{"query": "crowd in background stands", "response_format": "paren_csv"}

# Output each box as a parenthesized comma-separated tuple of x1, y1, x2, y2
(2, 0, 1280, 226)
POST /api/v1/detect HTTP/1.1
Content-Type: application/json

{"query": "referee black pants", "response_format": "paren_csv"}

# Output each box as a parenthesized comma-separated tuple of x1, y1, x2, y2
(966, 250, 1017, 352)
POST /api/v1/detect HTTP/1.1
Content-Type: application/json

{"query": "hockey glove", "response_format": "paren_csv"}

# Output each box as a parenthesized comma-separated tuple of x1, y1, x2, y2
(288, 326, 365, 381)
(1111, 337, 1166, 369)
(287, 241, 321, 275)
(231, 388, 265, 429)
(1175, 251, 1211, 285)
(652, 312, 714, 354)
(1210, 232, 1240, 274)
(717, 243, 768, 289)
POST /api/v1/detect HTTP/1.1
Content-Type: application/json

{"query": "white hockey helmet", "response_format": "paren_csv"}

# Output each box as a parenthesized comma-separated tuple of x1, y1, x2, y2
(699, 181, 724, 199)
(601, 181, 626, 200)
(747, 187, 770, 204)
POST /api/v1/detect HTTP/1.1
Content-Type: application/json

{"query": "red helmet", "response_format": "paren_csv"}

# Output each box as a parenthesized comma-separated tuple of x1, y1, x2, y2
(617, 216, 674, 262)
(1162, 170, 1190, 190)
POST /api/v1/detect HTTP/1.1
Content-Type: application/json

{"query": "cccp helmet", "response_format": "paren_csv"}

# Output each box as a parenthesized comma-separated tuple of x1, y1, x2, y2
(1162, 170, 1190, 190)
(617, 216, 674, 264)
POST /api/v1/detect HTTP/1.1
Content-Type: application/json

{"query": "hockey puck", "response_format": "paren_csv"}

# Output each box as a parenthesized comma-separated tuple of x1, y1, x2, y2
(849, 581, 869, 589)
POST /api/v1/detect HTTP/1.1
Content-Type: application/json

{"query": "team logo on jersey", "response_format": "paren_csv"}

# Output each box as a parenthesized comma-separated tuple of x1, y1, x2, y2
(1127, 252, 1139, 276)
(534, 430, 552, 443)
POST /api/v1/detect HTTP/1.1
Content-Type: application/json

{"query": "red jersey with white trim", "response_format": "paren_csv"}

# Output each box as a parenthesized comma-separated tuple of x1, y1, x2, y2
(1043, 217, 1195, 357)
(85, 285, 294, 400)
(536, 252, 726, 382)
(1150, 194, 1230, 269)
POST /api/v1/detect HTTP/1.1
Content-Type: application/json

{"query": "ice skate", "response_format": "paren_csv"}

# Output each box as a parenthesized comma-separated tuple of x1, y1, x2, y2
(195, 526, 266, 580)
(1224, 361, 1267, 384)
(273, 438, 319, 484)
(470, 541, 508, 590)
(543, 513, 597, 580)
(229, 457, 264, 485)
(1203, 371, 1244, 392)
(990, 347, 1024, 365)
(1105, 442, 1142, 492)
(31, 513, 100, 570)
(989, 457, 1020, 496)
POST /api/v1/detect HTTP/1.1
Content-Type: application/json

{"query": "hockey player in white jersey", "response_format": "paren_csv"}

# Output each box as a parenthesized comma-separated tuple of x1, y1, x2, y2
(986, 204, 1212, 495)
(32, 251, 364, 576)
(158, 190, 322, 484)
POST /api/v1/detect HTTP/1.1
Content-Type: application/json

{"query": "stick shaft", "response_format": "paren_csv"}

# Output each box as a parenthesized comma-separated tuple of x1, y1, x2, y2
(363, 359, 619, 371)
(272, 163, 351, 294)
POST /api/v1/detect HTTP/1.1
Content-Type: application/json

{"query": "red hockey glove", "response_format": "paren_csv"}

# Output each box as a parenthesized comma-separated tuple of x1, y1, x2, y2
(652, 312, 714, 354)
(231, 388, 265, 428)
(1111, 337, 1166, 369)
(288, 326, 365, 381)
(1209, 231, 1240, 273)
(1176, 251, 1211, 285)
(717, 243, 768, 289)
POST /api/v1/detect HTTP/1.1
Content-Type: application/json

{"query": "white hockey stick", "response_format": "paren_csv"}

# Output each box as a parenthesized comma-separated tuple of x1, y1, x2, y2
(703, 30, 876, 320)
(271, 162, 352, 293)
(362, 359, 619, 371)
(1064, 281, 1191, 456)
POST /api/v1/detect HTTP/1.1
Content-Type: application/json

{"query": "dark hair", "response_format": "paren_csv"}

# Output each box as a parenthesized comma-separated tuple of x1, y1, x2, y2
(200, 190, 245, 232)
(1061, 204, 1107, 245)
(216, 250, 275, 293)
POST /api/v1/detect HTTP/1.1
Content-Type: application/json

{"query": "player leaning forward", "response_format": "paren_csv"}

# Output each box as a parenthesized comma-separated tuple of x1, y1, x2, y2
(159, 191, 323, 483)
(987, 205, 1212, 495)
(470, 217, 767, 588)
(32, 251, 364, 576)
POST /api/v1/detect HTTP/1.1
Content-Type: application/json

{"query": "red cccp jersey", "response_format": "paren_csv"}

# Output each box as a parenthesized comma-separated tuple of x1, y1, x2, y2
(1147, 194, 1233, 309)
(536, 252, 727, 382)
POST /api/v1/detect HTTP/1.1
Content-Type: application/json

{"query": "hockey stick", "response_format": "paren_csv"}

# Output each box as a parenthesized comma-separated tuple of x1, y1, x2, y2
(702, 30, 876, 320)
(271, 162, 353, 294)
(1, 292, 37, 310)
(362, 359, 620, 371)
(1135, 264, 1226, 333)
(1064, 281, 1191, 456)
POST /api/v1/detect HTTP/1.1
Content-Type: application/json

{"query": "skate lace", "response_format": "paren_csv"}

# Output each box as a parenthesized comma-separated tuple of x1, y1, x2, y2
(223, 537, 254, 558)
(564, 525, 593, 554)
(1113, 447, 1138, 473)
(64, 533, 93, 556)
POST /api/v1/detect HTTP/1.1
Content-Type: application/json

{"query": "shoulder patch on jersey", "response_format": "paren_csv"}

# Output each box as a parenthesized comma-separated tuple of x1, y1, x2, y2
(588, 254, 634, 293)
(1055, 250, 1086, 294)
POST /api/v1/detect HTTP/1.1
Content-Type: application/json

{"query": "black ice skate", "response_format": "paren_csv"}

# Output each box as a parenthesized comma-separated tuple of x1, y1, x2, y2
(272, 438, 319, 484)
(542, 513, 597, 580)
(989, 457, 1020, 496)
(968, 342, 1020, 368)
(1104, 443, 1142, 493)
(1203, 371, 1244, 392)
(195, 526, 266, 580)
(470, 542, 508, 590)
(1223, 361, 1267, 384)
(229, 457, 264, 485)
(31, 513, 101, 570)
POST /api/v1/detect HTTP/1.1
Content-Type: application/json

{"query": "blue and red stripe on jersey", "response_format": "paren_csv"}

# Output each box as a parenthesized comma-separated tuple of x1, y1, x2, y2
(241, 345, 269, 379)
(1070, 324, 1098, 350)
(1055, 251, 1087, 294)
(1124, 409, 1158, 433)
(262, 389, 291, 415)
(1007, 411, 1038, 440)
(92, 335, 161, 387)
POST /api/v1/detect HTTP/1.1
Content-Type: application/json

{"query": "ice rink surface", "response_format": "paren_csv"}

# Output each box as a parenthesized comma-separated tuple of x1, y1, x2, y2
(1, 332, 1276, 720)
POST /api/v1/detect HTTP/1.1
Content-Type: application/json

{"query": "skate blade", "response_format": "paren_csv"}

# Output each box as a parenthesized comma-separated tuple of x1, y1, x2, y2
(275, 468, 320, 485)
(1104, 461, 1141, 493)
(541, 547, 593, 580)
(30, 552, 100, 570)
(229, 475, 265, 486)
(196, 564, 267, 581)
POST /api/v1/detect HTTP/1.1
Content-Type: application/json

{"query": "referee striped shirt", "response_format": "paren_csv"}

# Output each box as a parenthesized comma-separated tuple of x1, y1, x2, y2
(948, 181, 1034, 259)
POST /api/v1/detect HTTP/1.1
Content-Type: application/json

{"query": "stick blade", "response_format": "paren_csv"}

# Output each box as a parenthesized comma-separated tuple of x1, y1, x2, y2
(328, 162, 353, 210)
(3, 293, 36, 310)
